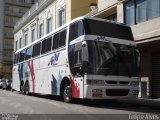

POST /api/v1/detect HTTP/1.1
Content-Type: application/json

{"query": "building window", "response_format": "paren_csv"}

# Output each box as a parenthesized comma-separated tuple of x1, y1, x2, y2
(19, 38, 22, 48)
(47, 18, 52, 33)
(39, 23, 44, 38)
(58, 8, 65, 27)
(148, 0, 160, 19)
(124, 0, 160, 25)
(24, 33, 28, 46)
(136, 0, 147, 23)
(31, 28, 35, 42)
(125, 0, 135, 25)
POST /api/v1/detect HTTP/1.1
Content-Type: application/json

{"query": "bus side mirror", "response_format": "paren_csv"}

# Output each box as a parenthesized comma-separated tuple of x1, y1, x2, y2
(82, 41, 88, 62)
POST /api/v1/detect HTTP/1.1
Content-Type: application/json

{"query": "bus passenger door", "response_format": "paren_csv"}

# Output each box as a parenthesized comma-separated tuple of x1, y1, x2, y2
(73, 42, 84, 98)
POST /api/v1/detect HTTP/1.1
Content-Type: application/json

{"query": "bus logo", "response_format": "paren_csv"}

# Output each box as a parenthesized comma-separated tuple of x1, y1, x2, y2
(48, 52, 60, 66)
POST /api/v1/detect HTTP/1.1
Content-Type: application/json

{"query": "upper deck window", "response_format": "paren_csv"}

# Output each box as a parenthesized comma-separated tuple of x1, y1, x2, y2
(32, 42, 41, 57)
(59, 29, 66, 47)
(19, 50, 25, 62)
(69, 21, 84, 42)
(41, 37, 52, 54)
(25, 46, 32, 60)
(52, 29, 66, 50)
(83, 19, 134, 41)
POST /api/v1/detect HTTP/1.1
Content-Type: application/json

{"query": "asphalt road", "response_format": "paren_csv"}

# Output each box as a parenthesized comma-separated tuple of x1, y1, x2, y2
(0, 90, 159, 120)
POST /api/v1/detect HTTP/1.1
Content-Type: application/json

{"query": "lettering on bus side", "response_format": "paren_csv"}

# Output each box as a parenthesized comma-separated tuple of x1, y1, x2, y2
(48, 52, 60, 66)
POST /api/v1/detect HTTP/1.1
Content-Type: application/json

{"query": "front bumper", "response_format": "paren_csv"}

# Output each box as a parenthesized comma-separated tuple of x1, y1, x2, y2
(83, 85, 139, 99)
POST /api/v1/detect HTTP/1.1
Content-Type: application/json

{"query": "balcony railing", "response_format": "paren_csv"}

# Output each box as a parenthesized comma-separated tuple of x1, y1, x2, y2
(0, 50, 13, 62)
(4, 22, 16, 27)
(4, 33, 14, 39)
(5, 10, 24, 17)
(5, 8, 27, 14)
(5, 0, 32, 7)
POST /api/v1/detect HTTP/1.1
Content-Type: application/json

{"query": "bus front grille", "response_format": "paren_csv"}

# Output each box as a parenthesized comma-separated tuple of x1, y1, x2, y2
(106, 89, 129, 96)
(105, 81, 129, 85)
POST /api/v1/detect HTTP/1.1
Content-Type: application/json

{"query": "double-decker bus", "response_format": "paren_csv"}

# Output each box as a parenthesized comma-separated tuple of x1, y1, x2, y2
(12, 16, 140, 102)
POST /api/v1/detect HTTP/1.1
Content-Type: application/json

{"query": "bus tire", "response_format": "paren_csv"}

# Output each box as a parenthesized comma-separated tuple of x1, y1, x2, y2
(20, 81, 24, 94)
(63, 84, 72, 103)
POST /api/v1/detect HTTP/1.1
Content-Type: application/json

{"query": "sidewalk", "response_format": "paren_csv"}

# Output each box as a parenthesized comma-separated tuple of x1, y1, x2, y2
(119, 98, 160, 108)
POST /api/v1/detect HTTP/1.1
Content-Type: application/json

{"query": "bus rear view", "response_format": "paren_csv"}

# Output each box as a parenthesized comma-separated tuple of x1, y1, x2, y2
(68, 17, 140, 100)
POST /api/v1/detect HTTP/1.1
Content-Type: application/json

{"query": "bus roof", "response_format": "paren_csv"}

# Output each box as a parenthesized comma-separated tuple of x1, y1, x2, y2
(15, 16, 129, 54)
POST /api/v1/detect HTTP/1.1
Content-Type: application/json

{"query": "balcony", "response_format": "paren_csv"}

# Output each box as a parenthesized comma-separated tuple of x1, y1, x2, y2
(3, 56, 13, 63)
(98, 0, 119, 12)
(131, 17, 160, 44)
(4, 22, 16, 27)
(5, 10, 24, 17)
(5, 0, 33, 7)
(0, 50, 13, 63)
(4, 33, 14, 39)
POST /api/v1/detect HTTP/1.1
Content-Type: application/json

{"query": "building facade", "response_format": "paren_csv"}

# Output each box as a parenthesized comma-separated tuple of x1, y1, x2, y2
(0, 0, 37, 79)
(14, 0, 97, 51)
(91, 0, 160, 98)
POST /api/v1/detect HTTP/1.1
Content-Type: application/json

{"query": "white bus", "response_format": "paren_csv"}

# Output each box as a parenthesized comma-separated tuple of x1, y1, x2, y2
(12, 16, 140, 102)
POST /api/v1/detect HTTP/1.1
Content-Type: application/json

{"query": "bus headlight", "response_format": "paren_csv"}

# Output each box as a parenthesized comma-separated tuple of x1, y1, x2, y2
(130, 81, 139, 87)
(87, 80, 104, 85)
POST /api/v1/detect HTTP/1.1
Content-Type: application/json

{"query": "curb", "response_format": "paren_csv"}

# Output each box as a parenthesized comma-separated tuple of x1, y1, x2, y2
(119, 99, 160, 108)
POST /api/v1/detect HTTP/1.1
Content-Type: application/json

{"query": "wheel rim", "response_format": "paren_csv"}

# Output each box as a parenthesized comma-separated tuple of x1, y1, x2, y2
(25, 88, 29, 95)
(25, 83, 29, 95)
(63, 86, 71, 102)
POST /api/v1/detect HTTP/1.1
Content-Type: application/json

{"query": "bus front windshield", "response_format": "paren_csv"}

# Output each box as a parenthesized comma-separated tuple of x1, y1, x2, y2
(86, 41, 139, 77)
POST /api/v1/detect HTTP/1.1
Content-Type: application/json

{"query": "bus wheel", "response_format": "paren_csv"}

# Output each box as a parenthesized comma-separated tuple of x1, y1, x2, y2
(63, 85, 72, 103)
(20, 81, 24, 94)
(24, 82, 30, 95)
